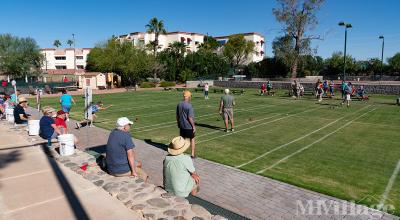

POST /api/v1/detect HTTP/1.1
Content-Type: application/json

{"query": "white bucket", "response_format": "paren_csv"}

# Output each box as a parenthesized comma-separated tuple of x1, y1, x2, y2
(28, 120, 40, 136)
(58, 134, 75, 156)
(5, 108, 14, 123)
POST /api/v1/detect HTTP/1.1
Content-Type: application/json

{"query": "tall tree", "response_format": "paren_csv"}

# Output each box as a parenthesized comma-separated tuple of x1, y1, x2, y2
(145, 17, 166, 55)
(273, 0, 324, 78)
(323, 52, 359, 77)
(53, 40, 61, 48)
(198, 36, 220, 51)
(388, 53, 400, 73)
(67, 39, 74, 48)
(0, 34, 43, 78)
(223, 34, 255, 72)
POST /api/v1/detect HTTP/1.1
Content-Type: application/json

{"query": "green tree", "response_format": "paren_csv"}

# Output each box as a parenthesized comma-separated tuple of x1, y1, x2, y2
(298, 55, 324, 76)
(223, 34, 255, 72)
(53, 39, 61, 48)
(0, 34, 43, 78)
(86, 38, 154, 85)
(198, 36, 220, 51)
(184, 49, 229, 78)
(145, 17, 167, 55)
(388, 53, 400, 73)
(323, 52, 359, 77)
(67, 39, 74, 48)
(273, 0, 324, 78)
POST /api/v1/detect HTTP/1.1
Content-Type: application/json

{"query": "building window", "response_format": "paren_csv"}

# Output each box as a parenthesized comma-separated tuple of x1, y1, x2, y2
(55, 65, 67, 69)
(55, 56, 66, 60)
(77, 65, 84, 69)
(76, 56, 84, 60)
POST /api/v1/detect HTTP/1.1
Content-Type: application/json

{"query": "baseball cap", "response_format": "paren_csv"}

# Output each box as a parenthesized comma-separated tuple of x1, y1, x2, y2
(116, 117, 134, 127)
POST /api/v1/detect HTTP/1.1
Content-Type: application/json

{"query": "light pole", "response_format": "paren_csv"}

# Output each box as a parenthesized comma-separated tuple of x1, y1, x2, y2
(379, 35, 384, 80)
(72, 33, 76, 74)
(338, 22, 352, 81)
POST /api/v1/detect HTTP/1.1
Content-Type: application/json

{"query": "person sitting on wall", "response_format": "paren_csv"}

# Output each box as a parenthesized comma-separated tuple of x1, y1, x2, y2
(163, 136, 200, 197)
(13, 96, 30, 125)
(105, 117, 148, 181)
(39, 107, 62, 147)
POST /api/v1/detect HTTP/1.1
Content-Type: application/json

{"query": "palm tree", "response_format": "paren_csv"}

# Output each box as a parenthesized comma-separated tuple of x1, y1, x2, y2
(145, 17, 166, 55)
(168, 42, 187, 56)
(67, 39, 74, 48)
(53, 40, 61, 48)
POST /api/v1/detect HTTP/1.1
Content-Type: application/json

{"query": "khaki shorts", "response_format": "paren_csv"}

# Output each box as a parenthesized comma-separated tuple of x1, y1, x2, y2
(223, 108, 233, 120)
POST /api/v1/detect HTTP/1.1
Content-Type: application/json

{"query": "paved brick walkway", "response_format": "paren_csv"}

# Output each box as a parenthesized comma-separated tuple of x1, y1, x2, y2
(27, 109, 399, 220)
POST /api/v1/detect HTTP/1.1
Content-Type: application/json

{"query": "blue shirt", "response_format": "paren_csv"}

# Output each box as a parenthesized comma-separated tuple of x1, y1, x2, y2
(39, 116, 55, 139)
(106, 129, 135, 174)
(60, 94, 73, 106)
(10, 94, 17, 105)
(176, 101, 195, 130)
(91, 105, 99, 113)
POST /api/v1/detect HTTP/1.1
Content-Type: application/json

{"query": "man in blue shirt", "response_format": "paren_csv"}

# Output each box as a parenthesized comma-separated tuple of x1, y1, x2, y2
(10, 90, 21, 107)
(75, 101, 112, 129)
(176, 91, 196, 158)
(106, 117, 147, 180)
(60, 90, 75, 121)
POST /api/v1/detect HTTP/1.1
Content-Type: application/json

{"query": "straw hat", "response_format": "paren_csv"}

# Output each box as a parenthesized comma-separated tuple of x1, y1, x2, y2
(42, 106, 56, 117)
(18, 96, 27, 103)
(183, 90, 192, 97)
(168, 136, 190, 156)
(224, 89, 230, 94)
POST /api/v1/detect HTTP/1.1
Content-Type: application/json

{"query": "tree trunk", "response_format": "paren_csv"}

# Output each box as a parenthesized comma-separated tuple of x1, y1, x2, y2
(291, 36, 301, 78)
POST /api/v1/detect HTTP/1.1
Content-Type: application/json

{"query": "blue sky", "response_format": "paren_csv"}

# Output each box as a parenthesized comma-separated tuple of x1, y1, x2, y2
(1, 0, 399, 61)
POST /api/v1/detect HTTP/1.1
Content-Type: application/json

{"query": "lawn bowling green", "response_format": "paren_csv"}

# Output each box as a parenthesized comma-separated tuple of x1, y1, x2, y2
(38, 89, 400, 216)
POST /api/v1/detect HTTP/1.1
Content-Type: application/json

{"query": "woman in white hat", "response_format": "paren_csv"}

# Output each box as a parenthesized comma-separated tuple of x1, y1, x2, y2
(163, 136, 200, 197)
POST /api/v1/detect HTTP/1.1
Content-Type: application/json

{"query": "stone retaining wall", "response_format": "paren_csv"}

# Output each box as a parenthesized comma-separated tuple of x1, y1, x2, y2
(6, 122, 226, 220)
(214, 80, 400, 95)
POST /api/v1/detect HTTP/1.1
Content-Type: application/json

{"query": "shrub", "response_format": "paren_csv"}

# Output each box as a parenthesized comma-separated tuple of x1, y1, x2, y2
(160, 81, 176, 87)
(140, 82, 156, 88)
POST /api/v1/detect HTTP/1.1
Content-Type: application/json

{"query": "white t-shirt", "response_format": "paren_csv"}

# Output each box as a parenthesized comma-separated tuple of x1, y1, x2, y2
(204, 84, 209, 91)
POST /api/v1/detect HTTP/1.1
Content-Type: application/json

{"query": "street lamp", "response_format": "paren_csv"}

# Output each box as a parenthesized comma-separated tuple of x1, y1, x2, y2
(338, 21, 352, 81)
(379, 35, 384, 80)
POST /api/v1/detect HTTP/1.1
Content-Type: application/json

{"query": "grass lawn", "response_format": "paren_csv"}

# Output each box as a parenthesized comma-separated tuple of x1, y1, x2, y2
(36, 88, 400, 216)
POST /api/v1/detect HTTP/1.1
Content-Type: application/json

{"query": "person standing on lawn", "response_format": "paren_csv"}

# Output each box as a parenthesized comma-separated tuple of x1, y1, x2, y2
(267, 81, 273, 96)
(204, 83, 209, 100)
(219, 89, 235, 132)
(176, 91, 196, 158)
(341, 82, 352, 107)
(60, 90, 75, 121)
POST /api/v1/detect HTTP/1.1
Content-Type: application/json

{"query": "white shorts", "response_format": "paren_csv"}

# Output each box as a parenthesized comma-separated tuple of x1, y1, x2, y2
(346, 94, 351, 101)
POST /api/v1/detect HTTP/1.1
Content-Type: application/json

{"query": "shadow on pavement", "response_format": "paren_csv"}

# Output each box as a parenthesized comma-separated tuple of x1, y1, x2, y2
(144, 139, 168, 151)
(41, 144, 90, 220)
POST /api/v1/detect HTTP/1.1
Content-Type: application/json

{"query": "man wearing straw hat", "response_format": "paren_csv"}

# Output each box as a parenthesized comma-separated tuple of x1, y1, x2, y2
(13, 96, 29, 125)
(39, 106, 62, 147)
(106, 117, 148, 181)
(219, 89, 235, 132)
(163, 136, 200, 197)
(176, 90, 196, 158)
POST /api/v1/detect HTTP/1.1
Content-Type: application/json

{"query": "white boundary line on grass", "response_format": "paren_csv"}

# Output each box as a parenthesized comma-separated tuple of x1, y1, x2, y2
(256, 108, 376, 174)
(378, 159, 400, 207)
(236, 105, 371, 168)
(195, 114, 282, 138)
(133, 103, 286, 133)
(119, 99, 294, 132)
(196, 106, 323, 144)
